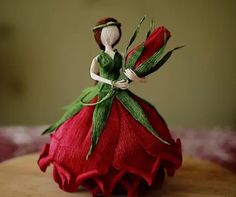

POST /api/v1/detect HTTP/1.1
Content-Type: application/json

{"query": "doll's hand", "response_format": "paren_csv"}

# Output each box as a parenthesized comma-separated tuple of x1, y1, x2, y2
(124, 69, 147, 83)
(113, 79, 129, 90)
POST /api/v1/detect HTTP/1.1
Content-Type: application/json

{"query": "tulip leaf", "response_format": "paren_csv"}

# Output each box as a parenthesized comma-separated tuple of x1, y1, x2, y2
(137, 45, 184, 77)
(125, 43, 145, 69)
(123, 15, 146, 67)
(134, 44, 166, 76)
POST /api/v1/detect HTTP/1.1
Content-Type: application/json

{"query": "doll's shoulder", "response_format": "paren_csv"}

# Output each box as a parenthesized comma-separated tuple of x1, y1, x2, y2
(91, 55, 99, 62)
(90, 55, 100, 67)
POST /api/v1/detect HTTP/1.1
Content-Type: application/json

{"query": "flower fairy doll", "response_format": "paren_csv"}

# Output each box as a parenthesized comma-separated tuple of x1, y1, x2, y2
(38, 16, 183, 197)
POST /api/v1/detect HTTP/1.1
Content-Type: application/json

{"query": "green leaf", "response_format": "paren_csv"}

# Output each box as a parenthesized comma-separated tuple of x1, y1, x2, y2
(125, 43, 145, 69)
(42, 86, 99, 135)
(146, 18, 154, 39)
(126, 90, 168, 127)
(86, 91, 115, 159)
(137, 45, 184, 77)
(125, 16, 146, 52)
(116, 90, 170, 145)
(123, 15, 146, 67)
(135, 44, 166, 76)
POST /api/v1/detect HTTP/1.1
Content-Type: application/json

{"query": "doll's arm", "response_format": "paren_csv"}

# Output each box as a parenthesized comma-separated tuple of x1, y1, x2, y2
(121, 52, 146, 83)
(124, 68, 147, 83)
(90, 56, 129, 89)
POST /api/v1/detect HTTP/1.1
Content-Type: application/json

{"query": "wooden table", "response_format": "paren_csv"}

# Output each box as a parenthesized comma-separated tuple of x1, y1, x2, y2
(0, 154, 235, 197)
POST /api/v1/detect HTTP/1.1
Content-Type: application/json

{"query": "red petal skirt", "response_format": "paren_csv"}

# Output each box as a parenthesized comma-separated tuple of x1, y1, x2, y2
(38, 92, 182, 197)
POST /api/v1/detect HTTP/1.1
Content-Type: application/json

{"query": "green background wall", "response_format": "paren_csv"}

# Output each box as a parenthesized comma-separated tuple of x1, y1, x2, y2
(0, 0, 235, 128)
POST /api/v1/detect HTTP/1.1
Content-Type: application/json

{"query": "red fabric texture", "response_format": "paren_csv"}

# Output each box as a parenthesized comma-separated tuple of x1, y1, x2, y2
(38, 92, 182, 197)
(126, 26, 171, 69)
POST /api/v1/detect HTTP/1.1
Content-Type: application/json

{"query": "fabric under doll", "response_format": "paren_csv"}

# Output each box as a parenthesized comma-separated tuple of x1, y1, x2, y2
(38, 16, 182, 197)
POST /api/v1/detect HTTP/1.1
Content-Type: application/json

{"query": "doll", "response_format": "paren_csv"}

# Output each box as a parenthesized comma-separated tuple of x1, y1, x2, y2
(38, 16, 182, 197)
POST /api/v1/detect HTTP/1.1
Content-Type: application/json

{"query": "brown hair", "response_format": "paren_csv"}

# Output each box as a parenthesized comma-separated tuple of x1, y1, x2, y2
(93, 17, 121, 50)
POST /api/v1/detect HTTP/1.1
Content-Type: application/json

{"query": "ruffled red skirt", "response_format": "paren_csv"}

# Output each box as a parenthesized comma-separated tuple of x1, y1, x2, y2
(38, 92, 182, 197)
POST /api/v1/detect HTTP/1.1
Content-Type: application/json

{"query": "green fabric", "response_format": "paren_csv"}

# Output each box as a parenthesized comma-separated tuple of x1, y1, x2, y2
(116, 90, 170, 145)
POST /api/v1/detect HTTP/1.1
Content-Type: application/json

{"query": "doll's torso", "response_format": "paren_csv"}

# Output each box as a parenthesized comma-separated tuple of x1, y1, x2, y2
(97, 49, 123, 81)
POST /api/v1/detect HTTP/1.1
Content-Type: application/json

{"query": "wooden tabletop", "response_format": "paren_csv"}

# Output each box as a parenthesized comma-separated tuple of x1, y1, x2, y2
(0, 154, 235, 197)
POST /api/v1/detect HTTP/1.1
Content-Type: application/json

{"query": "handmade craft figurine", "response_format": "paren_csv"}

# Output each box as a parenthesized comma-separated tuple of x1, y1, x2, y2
(38, 16, 183, 197)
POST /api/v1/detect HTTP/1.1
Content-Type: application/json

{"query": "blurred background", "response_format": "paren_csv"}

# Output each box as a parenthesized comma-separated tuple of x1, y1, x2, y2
(0, 0, 236, 172)
(0, 0, 235, 129)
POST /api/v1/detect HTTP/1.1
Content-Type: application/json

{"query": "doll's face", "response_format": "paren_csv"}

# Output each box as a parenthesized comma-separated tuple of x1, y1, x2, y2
(101, 25, 120, 47)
